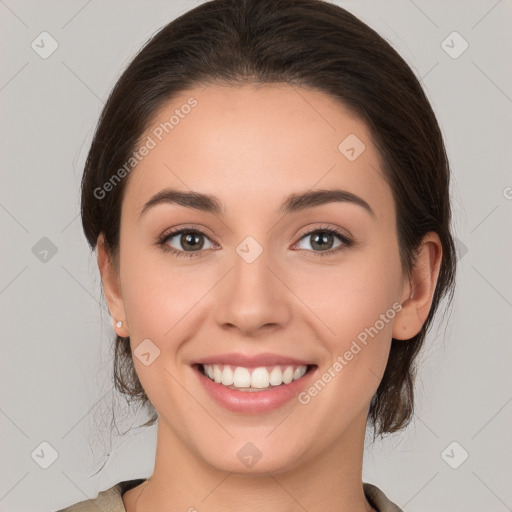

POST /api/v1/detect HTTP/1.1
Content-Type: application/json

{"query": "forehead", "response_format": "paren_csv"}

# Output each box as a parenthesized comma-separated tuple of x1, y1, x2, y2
(123, 83, 393, 222)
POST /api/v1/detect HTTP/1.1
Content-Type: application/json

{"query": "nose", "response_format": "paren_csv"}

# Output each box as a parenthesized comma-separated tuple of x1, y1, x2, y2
(213, 242, 293, 337)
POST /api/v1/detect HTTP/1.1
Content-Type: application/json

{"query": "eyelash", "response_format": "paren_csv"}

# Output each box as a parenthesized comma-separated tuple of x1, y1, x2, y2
(157, 224, 354, 260)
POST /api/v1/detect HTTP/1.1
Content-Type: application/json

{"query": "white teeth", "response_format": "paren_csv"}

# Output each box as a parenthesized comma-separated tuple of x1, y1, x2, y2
(221, 366, 234, 386)
(233, 367, 251, 388)
(202, 363, 309, 390)
(269, 367, 283, 386)
(250, 367, 269, 389)
(293, 367, 305, 380)
(282, 366, 294, 384)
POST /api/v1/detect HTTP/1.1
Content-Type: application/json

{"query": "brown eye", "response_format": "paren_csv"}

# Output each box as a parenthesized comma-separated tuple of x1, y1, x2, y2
(160, 229, 215, 258)
(294, 226, 353, 257)
(175, 232, 205, 251)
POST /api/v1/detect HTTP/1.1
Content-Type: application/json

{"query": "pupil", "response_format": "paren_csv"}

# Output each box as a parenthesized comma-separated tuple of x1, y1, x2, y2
(183, 232, 203, 250)
(312, 233, 333, 250)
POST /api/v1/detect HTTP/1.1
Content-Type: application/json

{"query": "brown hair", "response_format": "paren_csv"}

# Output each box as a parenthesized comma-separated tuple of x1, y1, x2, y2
(81, 0, 456, 438)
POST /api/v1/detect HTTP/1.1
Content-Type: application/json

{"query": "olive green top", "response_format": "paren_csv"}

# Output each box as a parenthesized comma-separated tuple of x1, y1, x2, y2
(58, 479, 404, 511)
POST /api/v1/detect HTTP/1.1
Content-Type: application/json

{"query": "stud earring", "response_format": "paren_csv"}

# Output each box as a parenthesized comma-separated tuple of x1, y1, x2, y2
(116, 321, 123, 328)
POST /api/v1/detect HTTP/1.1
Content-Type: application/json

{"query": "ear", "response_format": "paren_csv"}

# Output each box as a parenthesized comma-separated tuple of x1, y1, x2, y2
(97, 233, 129, 337)
(392, 232, 443, 340)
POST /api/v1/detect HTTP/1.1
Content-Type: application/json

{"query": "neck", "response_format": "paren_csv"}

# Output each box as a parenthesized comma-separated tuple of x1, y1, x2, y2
(130, 409, 376, 512)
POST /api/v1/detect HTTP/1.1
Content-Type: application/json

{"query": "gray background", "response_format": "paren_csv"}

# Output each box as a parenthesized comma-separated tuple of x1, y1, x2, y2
(1, 0, 511, 511)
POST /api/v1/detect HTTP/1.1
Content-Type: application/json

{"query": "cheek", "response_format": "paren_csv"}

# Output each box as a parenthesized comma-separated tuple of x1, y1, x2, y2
(291, 246, 402, 342)
(118, 246, 215, 407)
(293, 242, 402, 399)
(119, 241, 217, 343)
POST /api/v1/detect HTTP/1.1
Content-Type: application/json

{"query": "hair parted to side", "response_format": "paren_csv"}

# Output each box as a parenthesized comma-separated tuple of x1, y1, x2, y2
(81, 0, 456, 438)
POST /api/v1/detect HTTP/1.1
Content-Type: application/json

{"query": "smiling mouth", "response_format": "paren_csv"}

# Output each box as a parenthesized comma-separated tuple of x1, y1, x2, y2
(197, 363, 316, 392)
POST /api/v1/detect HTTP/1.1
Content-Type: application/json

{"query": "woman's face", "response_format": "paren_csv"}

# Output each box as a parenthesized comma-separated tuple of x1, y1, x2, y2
(109, 83, 411, 473)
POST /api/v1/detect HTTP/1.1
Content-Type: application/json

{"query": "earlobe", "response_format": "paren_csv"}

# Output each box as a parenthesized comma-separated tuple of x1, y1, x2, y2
(392, 232, 443, 340)
(96, 233, 129, 336)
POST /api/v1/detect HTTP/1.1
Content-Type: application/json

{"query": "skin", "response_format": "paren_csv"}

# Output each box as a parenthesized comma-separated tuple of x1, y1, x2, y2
(97, 83, 442, 512)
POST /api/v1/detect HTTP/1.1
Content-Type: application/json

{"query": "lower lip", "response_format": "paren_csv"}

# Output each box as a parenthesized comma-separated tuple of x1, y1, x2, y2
(194, 365, 317, 414)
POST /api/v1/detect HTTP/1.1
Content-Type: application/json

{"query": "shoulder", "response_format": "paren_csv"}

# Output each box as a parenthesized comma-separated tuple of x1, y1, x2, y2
(363, 482, 404, 512)
(57, 479, 146, 512)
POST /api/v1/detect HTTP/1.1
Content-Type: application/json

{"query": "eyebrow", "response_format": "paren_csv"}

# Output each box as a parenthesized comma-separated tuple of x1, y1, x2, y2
(138, 187, 375, 220)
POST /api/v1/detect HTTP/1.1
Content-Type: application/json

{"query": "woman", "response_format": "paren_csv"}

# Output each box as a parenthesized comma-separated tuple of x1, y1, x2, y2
(59, 0, 456, 510)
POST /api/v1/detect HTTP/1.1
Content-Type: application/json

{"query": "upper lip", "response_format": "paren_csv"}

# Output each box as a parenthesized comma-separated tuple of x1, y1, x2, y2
(193, 352, 314, 368)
